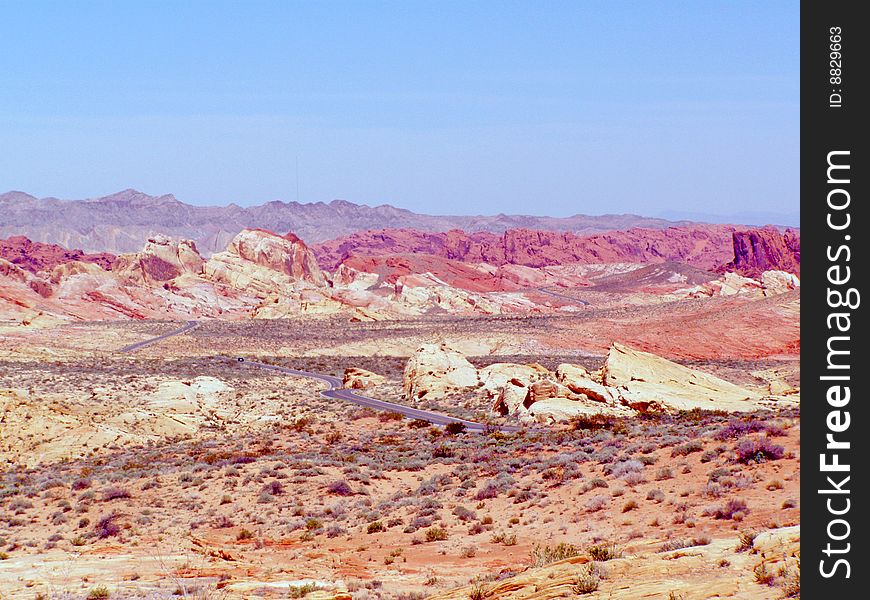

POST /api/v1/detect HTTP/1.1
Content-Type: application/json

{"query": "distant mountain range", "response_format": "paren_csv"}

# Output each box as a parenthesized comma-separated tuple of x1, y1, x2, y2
(2, 188, 718, 255)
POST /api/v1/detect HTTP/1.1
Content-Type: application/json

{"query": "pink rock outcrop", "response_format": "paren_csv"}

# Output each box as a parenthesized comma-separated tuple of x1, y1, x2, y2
(720, 228, 800, 277)
(313, 226, 739, 271)
(0, 236, 115, 273)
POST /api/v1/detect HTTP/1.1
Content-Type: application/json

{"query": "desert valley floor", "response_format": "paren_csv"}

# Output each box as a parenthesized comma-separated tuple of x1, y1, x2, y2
(1, 311, 799, 600)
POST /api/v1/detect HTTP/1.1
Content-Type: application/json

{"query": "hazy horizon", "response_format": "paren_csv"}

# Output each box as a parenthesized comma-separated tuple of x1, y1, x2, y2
(2, 186, 799, 227)
(1, 1, 798, 219)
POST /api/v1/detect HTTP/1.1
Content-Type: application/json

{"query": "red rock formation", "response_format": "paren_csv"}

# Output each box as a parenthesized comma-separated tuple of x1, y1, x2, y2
(204, 228, 328, 290)
(313, 226, 739, 271)
(0, 236, 115, 273)
(720, 228, 800, 277)
(112, 235, 204, 283)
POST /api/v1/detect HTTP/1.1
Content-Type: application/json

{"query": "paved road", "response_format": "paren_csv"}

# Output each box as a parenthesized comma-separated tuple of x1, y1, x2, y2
(118, 320, 199, 353)
(536, 288, 591, 306)
(114, 320, 519, 432)
(237, 359, 521, 433)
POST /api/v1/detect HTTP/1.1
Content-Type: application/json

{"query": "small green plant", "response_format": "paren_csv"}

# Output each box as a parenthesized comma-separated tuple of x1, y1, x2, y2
(367, 521, 386, 534)
(236, 528, 254, 540)
(491, 532, 517, 546)
(87, 586, 111, 600)
(288, 582, 322, 598)
(572, 563, 601, 594)
(588, 543, 620, 561)
(305, 518, 323, 531)
(530, 542, 582, 567)
(736, 530, 757, 552)
(425, 526, 448, 542)
(469, 582, 488, 600)
(0, 552, 9, 560)
(754, 560, 775, 586)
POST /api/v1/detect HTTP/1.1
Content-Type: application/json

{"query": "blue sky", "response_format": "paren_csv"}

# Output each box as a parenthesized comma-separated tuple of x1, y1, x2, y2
(0, 0, 798, 220)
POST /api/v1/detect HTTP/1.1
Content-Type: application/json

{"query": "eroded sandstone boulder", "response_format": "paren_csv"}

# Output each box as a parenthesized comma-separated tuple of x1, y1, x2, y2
(205, 229, 327, 296)
(603, 343, 760, 412)
(403, 342, 479, 400)
(555, 363, 618, 404)
(342, 367, 387, 390)
(113, 235, 204, 283)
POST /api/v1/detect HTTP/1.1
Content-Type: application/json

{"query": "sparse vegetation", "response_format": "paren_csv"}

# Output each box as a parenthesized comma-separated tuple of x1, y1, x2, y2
(530, 542, 582, 567)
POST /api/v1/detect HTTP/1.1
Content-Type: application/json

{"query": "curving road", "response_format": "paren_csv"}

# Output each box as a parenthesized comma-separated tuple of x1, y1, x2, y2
(115, 320, 519, 433)
(237, 359, 520, 433)
(536, 288, 591, 306)
(118, 320, 199, 353)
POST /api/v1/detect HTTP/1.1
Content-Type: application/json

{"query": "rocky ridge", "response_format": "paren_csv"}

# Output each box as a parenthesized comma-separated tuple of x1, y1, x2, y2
(402, 342, 793, 423)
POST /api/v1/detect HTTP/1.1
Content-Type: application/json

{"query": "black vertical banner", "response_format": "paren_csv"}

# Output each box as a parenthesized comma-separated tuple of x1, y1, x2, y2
(802, 2, 867, 597)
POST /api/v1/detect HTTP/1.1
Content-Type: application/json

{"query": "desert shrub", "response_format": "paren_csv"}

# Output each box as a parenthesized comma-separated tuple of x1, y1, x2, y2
(475, 478, 511, 501)
(582, 478, 608, 493)
(469, 582, 488, 600)
(622, 500, 639, 512)
(237, 528, 254, 540)
(491, 532, 517, 546)
(572, 563, 601, 594)
(571, 414, 627, 433)
(95, 514, 120, 538)
(659, 537, 710, 552)
(432, 445, 454, 458)
(704, 498, 749, 520)
(453, 506, 477, 522)
(530, 542, 581, 567)
(445, 422, 467, 435)
(209, 514, 232, 528)
(781, 560, 800, 597)
(610, 460, 644, 478)
(367, 521, 386, 534)
(468, 522, 485, 535)
(736, 531, 757, 552)
(671, 440, 704, 457)
(102, 486, 131, 501)
(700, 449, 719, 463)
(379, 412, 404, 422)
(586, 495, 608, 512)
(9, 498, 33, 513)
(655, 467, 674, 480)
(734, 439, 785, 464)
(646, 489, 665, 503)
(326, 525, 346, 538)
(622, 472, 646, 486)
(425, 527, 448, 542)
(715, 420, 769, 440)
(754, 561, 775, 586)
(87, 586, 111, 599)
(512, 489, 535, 504)
(261, 480, 284, 495)
(588, 543, 620, 561)
(288, 582, 323, 598)
(71, 478, 92, 491)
